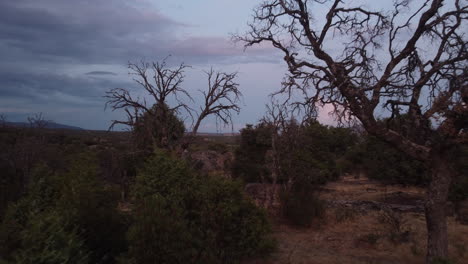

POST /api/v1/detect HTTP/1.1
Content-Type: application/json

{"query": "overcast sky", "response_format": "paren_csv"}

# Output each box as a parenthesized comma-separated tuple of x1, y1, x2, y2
(0, 0, 397, 131)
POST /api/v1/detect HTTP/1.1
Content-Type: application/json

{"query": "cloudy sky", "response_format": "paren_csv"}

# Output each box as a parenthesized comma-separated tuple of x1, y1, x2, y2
(1, 0, 403, 131)
(0, 0, 290, 131)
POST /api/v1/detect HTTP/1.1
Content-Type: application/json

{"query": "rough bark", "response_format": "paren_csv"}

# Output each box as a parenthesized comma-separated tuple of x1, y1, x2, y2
(425, 155, 452, 263)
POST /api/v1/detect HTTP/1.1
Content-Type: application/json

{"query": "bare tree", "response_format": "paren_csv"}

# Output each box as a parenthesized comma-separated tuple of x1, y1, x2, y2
(260, 100, 289, 208)
(105, 58, 193, 148)
(0, 114, 6, 128)
(191, 68, 243, 135)
(27, 112, 50, 129)
(237, 0, 467, 262)
(106, 58, 243, 149)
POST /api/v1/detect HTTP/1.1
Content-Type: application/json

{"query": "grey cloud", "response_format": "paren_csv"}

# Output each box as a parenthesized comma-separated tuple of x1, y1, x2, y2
(0, 70, 132, 106)
(0, 68, 138, 129)
(0, 1, 279, 66)
(0, 0, 283, 130)
(85, 71, 118, 76)
(0, 0, 181, 65)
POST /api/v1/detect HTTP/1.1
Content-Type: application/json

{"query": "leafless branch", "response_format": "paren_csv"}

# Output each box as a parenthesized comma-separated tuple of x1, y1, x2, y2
(236, 0, 467, 160)
(191, 68, 243, 135)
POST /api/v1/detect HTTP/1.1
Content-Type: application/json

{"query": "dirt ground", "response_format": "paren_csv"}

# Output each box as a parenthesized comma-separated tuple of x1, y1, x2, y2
(246, 175, 468, 264)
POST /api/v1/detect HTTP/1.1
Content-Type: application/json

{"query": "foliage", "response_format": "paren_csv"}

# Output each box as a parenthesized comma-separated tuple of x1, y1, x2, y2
(0, 154, 127, 264)
(239, 1, 467, 260)
(232, 120, 357, 185)
(124, 150, 274, 264)
(278, 120, 356, 185)
(449, 144, 468, 203)
(132, 103, 185, 151)
(12, 210, 90, 264)
(346, 134, 468, 203)
(231, 124, 272, 183)
(348, 136, 430, 186)
(280, 182, 325, 228)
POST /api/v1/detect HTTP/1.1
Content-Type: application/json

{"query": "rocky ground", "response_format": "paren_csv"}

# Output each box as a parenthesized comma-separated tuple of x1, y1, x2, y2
(246, 175, 468, 264)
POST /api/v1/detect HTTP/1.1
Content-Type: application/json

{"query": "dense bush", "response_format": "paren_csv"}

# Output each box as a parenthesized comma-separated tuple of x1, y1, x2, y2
(449, 144, 468, 203)
(280, 176, 325, 228)
(132, 103, 185, 151)
(232, 120, 357, 185)
(347, 136, 430, 186)
(0, 154, 127, 264)
(232, 120, 355, 227)
(124, 150, 274, 264)
(231, 124, 272, 183)
(9, 210, 90, 264)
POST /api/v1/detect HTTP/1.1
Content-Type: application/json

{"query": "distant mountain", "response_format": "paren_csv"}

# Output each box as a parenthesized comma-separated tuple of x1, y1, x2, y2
(195, 132, 240, 137)
(5, 121, 83, 130)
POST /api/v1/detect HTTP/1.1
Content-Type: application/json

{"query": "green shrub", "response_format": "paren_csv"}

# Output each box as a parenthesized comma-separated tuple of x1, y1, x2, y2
(231, 124, 271, 183)
(280, 183, 325, 228)
(348, 136, 429, 186)
(0, 154, 127, 264)
(124, 150, 274, 264)
(449, 144, 468, 204)
(13, 210, 90, 264)
(132, 103, 185, 150)
(56, 155, 128, 264)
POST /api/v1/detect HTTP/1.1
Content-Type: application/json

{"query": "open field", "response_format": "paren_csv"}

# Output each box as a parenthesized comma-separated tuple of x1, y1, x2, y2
(246, 176, 468, 264)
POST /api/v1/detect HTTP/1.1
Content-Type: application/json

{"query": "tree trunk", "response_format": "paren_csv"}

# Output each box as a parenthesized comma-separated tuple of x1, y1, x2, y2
(192, 117, 203, 137)
(425, 155, 452, 264)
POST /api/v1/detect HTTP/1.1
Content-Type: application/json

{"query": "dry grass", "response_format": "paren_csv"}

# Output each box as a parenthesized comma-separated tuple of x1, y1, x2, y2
(320, 175, 425, 202)
(245, 176, 468, 264)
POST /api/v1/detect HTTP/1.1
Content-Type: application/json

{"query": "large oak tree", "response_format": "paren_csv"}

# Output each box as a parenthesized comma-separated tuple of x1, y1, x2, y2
(237, 0, 467, 262)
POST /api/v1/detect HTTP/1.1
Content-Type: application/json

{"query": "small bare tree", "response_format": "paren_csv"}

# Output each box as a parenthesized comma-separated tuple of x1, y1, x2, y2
(105, 58, 192, 148)
(259, 100, 290, 208)
(0, 114, 6, 128)
(105, 58, 243, 149)
(27, 112, 50, 129)
(191, 68, 243, 136)
(237, 0, 467, 262)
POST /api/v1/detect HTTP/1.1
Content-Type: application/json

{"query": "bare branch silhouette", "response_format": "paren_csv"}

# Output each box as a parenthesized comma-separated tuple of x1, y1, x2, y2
(236, 0, 467, 261)
(191, 68, 243, 135)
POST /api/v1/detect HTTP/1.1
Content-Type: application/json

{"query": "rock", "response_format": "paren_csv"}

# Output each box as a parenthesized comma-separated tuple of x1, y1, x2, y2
(326, 200, 425, 213)
(189, 150, 233, 175)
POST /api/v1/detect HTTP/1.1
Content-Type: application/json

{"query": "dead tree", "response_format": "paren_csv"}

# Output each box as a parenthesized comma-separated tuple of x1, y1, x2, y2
(260, 100, 289, 208)
(105, 58, 244, 150)
(0, 114, 6, 127)
(237, 0, 467, 262)
(105, 58, 192, 148)
(27, 112, 50, 129)
(191, 68, 242, 136)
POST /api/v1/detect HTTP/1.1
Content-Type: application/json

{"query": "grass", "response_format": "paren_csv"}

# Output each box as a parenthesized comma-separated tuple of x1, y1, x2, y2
(244, 176, 468, 264)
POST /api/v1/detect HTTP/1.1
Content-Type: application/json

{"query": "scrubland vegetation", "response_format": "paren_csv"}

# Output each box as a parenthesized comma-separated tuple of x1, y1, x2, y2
(1, 111, 466, 263)
(1, 0, 467, 263)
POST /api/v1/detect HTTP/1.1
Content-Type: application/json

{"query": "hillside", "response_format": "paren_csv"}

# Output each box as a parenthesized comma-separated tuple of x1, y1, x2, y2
(5, 121, 83, 130)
